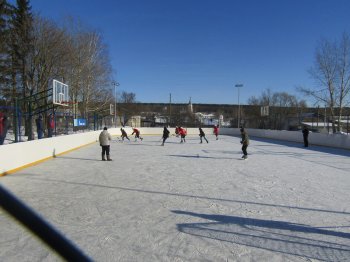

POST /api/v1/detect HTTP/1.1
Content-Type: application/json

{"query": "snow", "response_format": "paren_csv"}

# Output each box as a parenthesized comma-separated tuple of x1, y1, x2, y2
(0, 134, 350, 261)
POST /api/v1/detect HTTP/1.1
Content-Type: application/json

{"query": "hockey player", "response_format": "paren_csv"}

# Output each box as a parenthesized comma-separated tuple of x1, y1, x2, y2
(240, 127, 249, 159)
(120, 128, 130, 141)
(161, 126, 170, 146)
(175, 126, 180, 137)
(302, 125, 309, 147)
(199, 127, 209, 143)
(213, 124, 219, 140)
(131, 127, 143, 141)
(178, 127, 187, 143)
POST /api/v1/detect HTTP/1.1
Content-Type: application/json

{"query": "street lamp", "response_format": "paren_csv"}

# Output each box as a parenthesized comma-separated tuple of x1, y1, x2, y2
(235, 84, 243, 128)
(112, 81, 120, 127)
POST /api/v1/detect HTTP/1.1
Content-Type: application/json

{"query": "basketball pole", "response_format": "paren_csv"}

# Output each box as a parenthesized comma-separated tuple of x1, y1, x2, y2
(235, 84, 243, 128)
(112, 81, 119, 128)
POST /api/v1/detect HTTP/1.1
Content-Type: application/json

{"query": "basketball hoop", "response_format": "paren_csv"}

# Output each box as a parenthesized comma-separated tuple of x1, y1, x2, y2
(58, 93, 64, 104)
(52, 79, 69, 106)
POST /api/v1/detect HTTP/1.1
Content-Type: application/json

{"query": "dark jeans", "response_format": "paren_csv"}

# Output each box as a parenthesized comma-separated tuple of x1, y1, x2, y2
(303, 136, 308, 147)
(48, 128, 53, 138)
(200, 136, 208, 143)
(37, 129, 43, 139)
(0, 135, 5, 145)
(102, 145, 110, 157)
(242, 144, 248, 156)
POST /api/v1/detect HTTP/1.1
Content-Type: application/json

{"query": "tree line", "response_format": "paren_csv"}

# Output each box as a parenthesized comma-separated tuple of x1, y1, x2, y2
(1, 1, 349, 134)
(299, 33, 350, 132)
(248, 33, 350, 133)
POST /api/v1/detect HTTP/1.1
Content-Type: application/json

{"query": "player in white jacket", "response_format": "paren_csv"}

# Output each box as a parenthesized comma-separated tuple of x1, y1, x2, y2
(99, 127, 112, 161)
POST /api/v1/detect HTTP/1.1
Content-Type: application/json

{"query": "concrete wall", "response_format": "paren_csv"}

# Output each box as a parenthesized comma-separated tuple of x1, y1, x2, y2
(1, 127, 349, 176)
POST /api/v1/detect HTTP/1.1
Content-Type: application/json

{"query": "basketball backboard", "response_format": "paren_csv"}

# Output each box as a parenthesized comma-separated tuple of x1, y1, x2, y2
(52, 79, 69, 106)
(261, 106, 269, 117)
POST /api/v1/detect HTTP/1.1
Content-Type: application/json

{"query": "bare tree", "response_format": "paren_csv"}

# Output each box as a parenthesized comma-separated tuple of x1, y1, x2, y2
(336, 33, 350, 130)
(248, 89, 274, 106)
(299, 33, 350, 132)
(62, 19, 113, 118)
(27, 16, 70, 94)
(248, 89, 307, 129)
(118, 91, 137, 125)
(120, 91, 136, 104)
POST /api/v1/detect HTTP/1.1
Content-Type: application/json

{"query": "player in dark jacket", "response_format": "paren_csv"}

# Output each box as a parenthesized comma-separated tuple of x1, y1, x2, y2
(199, 127, 209, 143)
(120, 128, 130, 141)
(240, 127, 249, 159)
(302, 126, 309, 147)
(161, 126, 170, 146)
(36, 115, 43, 139)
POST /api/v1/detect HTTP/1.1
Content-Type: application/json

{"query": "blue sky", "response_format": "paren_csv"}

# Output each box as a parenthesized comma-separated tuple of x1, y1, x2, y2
(28, 0, 350, 105)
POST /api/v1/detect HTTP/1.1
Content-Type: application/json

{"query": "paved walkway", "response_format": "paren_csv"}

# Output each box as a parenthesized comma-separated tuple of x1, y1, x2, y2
(1, 135, 350, 261)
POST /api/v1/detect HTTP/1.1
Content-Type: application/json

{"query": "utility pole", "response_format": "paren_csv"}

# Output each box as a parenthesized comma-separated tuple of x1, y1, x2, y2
(169, 93, 172, 127)
(235, 84, 243, 127)
(112, 81, 119, 127)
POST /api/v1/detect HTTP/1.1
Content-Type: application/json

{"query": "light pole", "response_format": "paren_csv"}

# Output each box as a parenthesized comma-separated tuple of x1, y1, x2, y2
(169, 93, 172, 126)
(235, 84, 243, 127)
(112, 81, 120, 127)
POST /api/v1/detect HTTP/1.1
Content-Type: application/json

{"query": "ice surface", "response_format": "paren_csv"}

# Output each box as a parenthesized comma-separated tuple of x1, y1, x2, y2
(0, 135, 350, 261)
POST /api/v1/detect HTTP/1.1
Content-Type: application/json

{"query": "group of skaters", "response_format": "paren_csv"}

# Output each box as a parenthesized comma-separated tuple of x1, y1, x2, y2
(115, 125, 218, 146)
(120, 127, 143, 142)
(99, 127, 143, 161)
(99, 124, 250, 161)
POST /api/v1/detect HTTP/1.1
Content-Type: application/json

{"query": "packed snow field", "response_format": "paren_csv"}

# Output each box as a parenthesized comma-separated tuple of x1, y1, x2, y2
(0, 134, 350, 261)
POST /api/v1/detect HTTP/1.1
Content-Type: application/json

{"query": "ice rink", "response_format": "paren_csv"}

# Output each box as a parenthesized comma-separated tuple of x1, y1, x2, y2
(1, 134, 350, 261)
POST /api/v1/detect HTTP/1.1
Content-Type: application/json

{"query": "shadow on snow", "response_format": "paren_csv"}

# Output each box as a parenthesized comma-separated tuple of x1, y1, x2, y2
(21, 176, 350, 216)
(172, 210, 350, 261)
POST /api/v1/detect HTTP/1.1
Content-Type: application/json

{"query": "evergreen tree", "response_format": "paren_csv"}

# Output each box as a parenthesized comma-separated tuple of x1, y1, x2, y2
(9, 0, 34, 138)
(0, 0, 13, 101)
(10, 0, 33, 98)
